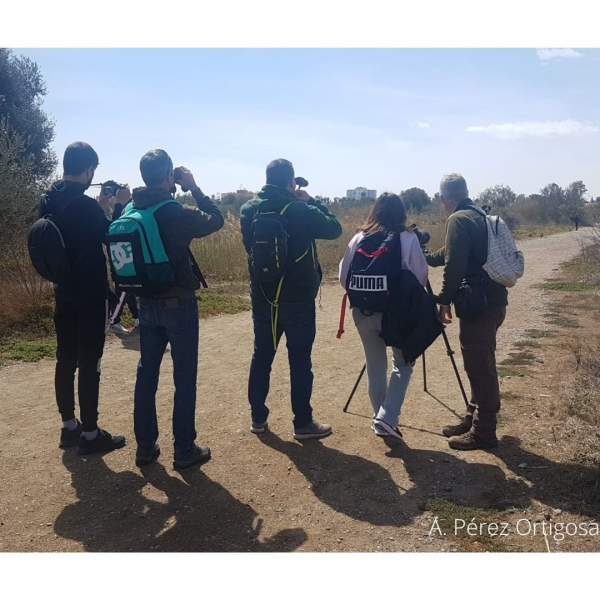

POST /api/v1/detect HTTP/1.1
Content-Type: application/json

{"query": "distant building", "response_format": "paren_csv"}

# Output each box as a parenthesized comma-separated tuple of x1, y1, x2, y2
(346, 187, 377, 201)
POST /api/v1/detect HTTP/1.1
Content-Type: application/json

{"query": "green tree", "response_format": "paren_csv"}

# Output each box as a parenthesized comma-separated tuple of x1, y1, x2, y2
(539, 183, 566, 223)
(400, 187, 431, 213)
(564, 180, 587, 211)
(476, 184, 517, 209)
(0, 48, 56, 180)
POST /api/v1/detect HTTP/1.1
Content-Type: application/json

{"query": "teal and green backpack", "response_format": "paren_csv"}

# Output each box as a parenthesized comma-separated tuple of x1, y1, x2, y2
(107, 199, 177, 296)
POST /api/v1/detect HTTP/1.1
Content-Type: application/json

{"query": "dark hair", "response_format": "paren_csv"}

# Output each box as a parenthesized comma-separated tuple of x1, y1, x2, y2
(360, 193, 407, 236)
(140, 149, 173, 186)
(266, 158, 294, 188)
(63, 142, 99, 176)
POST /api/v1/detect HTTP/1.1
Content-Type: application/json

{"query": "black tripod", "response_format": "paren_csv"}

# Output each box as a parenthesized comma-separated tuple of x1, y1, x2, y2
(342, 280, 469, 413)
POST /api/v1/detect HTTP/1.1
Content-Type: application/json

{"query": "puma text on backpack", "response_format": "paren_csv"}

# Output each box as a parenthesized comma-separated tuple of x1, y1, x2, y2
(472, 206, 525, 288)
(346, 231, 403, 313)
(107, 199, 178, 296)
(28, 200, 77, 283)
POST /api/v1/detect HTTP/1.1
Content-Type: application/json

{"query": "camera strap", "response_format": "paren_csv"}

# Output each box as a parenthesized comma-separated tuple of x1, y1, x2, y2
(337, 293, 348, 339)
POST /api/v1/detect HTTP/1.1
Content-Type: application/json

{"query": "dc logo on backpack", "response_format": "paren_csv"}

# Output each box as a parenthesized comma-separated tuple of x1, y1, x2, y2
(110, 242, 134, 271)
(347, 231, 402, 313)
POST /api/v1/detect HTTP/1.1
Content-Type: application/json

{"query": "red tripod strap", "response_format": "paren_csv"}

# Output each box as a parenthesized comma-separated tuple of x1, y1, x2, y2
(337, 293, 348, 339)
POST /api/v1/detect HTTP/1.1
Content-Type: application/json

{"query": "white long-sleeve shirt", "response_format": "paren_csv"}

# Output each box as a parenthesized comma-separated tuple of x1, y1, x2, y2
(338, 230, 429, 290)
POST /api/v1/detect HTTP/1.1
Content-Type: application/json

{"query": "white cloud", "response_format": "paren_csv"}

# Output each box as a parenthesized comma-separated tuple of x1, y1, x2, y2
(466, 120, 598, 141)
(416, 121, 430, 129)
(536, 48, 583, 62)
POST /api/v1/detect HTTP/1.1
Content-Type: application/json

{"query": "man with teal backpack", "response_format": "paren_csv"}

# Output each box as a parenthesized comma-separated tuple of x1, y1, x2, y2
(240, 159, 342, 439)
(108, 149, 224, 469)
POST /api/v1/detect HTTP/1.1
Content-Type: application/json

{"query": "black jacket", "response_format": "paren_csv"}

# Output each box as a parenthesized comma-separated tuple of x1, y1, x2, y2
(38, 180, 111, 301)
(240, 185, 342, 304)
(130, 186, 224, 299)
(380, 269, 443, 363)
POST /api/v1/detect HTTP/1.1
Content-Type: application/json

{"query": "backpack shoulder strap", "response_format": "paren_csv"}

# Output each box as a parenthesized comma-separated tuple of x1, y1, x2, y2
(54, 195, 84, 219)
(147, 199, 178, 214)
(280, 202, 293, 215)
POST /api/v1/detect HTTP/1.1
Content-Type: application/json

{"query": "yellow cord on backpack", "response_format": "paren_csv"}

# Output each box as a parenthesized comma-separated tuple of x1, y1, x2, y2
(269, 277, 285, 349)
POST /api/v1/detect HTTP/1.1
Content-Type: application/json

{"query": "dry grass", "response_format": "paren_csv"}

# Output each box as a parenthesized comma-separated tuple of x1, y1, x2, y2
(0, 245, 54, 338)
(551, 228, 600, 469)
(557, 338, 600, 468)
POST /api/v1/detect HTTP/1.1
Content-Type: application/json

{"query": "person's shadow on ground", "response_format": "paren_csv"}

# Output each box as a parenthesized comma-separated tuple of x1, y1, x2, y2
(54, 452, 307, 552)
(258, 430, 531, 528)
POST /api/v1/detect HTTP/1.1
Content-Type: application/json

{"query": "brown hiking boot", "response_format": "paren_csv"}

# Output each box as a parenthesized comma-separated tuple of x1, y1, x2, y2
(442, 420, 472, 438)
(294, 421, 332, 440)
(448, 431, 498, 451)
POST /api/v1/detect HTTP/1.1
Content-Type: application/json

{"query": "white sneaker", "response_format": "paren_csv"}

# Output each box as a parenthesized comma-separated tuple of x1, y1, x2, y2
(374, 419, 403, 440)
(108, 323, 130, 335)
(371, 421, 388, 437)
(134, 318, 140, 328)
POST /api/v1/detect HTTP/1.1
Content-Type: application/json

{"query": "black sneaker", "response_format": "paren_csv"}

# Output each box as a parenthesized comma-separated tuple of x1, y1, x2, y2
(59, 420, 82, 448)
(77, 429, 126, 455)
(136, 444, 161, 467)
(173, 444, 211, 470)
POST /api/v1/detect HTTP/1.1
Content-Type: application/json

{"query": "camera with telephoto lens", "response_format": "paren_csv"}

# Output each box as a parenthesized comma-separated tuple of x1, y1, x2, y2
(295, 176, 309, 188)
(408, 223, 431, 249)
(101, 180, 126, 197)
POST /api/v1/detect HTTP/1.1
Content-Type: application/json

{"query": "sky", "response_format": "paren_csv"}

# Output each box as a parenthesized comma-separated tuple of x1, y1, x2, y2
(20, 48, 600, 199)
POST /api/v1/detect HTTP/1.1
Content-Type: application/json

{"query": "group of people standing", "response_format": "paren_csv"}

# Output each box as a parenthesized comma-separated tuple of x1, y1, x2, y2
(38, 141, 508, 471)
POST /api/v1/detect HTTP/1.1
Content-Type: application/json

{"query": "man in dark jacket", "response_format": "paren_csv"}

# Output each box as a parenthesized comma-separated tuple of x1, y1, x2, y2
(427, 173, 508, 451)
(38, 141, 126, 454)
(240, 159, 342, 439)
(131, 149, 224, 469)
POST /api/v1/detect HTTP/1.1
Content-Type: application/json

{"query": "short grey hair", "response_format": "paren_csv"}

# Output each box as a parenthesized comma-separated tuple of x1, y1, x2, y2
(440, 173, 469, 202)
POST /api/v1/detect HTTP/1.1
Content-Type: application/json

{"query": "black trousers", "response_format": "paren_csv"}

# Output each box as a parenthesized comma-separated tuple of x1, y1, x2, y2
(54, 295, 108, 431)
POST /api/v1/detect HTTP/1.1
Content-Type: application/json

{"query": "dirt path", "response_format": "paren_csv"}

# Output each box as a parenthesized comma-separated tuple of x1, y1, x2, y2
(0, 229, 594, 552)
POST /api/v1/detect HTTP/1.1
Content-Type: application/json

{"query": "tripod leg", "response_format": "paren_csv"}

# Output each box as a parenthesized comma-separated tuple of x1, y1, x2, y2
(440, 327, 469, 409)
(425, 278, 469, 409)
(422, 351, 427, 392)
(343, 364, 366, 412)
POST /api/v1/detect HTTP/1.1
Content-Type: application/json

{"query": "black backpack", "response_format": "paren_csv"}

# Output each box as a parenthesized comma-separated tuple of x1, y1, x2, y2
(28, 198, 79, 283)
(346, 231, 403, 313)
(249, 203, 294, 284)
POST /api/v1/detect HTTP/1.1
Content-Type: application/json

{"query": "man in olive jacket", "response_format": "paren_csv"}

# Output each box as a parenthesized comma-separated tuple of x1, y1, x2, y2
(240, 159, 342, 440)
(427, 173, 508, 450)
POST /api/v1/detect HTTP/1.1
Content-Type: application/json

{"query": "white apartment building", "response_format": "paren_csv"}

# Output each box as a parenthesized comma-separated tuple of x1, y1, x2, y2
(346, 187, 377, 200)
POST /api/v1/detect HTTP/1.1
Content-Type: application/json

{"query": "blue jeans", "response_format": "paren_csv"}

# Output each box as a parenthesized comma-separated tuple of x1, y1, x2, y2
(134, 297, 199, 454)
(248, 301, 316, 429)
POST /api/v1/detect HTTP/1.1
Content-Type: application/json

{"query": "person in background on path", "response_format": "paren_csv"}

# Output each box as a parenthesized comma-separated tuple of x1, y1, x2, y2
(240, 159, 342, 440)
(338, 193, 428, 441)
(426, 173, 508, 451)
(571, 214, 580, 231)
(38, 142, 127, 454)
